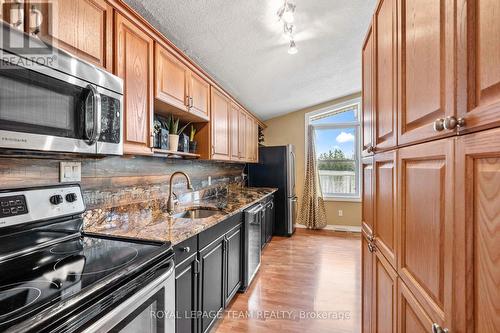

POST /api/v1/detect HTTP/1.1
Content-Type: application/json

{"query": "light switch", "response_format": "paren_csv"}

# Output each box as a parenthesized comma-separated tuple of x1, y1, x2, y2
(60, 162, 81, 183)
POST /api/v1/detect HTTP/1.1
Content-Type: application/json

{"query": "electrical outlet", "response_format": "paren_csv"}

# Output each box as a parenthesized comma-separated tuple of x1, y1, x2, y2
(338, 210, 343, 217)
(60, 162, 81, 183)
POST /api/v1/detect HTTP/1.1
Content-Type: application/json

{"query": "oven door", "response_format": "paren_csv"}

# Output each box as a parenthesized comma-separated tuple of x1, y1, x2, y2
(83, 259, 175, 333)
(0, 52, 122, 155)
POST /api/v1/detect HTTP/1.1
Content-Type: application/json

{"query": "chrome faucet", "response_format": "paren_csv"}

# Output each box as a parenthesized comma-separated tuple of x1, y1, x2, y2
(167, 171, 193, 214)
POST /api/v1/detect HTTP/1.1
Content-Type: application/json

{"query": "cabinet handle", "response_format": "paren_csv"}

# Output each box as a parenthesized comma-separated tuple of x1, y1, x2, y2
(181, 246, 191, 253)
(431, 323, 449, 333)
(367, 242, 376, 253)
(367, 234, 374, 242)
(367, 145, 374, 153)
(186, 96, 190, 107)
(189, 97, 194, 108)
(443, 116, 465, 131)
(433, 118, 445, 132)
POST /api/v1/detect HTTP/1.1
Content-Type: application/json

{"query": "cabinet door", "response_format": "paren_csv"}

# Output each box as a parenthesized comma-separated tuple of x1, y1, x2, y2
(397, 0, 456, 145)
(246, 116, 258, 162)
(189, 71, 210, 120)
(238, 109, 247, 161)
(362, 157, 374, 236)
(266, 199, 274, 243)
(210, 87, 230, 160)
(374, 150, 397, 268)
(397, 139, 454, 331)
(373, 250, 397, 333)
(374, 0, 397, 151)
(225, 225, 242, 306)
(115, 13, 154, 155)
(361, 231, 374, 333)
(29, 0, 113, 70)
(229, 103, 240, 161)
(398, 280, 434, 333)
(456, 0, 500, 134)
(175, 256, 199, 333)
(454, 128, 500, 333)
(362, 23, 374, 156)
(199, 236, 225, 333)
(155, 45, 189, 111)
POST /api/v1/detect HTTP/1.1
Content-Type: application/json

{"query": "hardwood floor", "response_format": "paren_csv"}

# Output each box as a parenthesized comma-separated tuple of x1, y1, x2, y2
(214, 229, 361, 333)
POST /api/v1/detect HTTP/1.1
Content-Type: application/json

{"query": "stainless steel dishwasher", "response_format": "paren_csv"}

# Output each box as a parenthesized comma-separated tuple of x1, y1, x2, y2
(241, 203, 264, 291)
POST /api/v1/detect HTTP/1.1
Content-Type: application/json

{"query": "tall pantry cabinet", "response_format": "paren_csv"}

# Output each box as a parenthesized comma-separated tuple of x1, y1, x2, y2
(361, 0, 500, 333)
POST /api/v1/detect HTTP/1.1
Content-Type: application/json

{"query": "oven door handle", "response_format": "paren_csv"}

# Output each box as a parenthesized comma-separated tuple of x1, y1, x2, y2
(85, 84, 102, 146)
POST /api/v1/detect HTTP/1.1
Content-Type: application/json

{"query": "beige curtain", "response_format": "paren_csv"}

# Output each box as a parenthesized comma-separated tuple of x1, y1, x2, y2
(298, 125, 327, 229)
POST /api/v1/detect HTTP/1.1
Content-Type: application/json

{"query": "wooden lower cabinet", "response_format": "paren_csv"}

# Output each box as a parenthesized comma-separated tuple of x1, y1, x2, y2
(175, 254, 199, 333)
(454, 127, 500, 333)
(398, 279, 434, 333)
(362, 231, 374, 333)
(397, 139, 454, 331)
(373, 250, 398, 333)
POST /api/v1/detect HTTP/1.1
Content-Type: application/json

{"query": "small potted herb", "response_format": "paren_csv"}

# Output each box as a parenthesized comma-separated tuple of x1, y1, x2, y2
(166, 115, 190, 151)
(189, 125, 198, 153)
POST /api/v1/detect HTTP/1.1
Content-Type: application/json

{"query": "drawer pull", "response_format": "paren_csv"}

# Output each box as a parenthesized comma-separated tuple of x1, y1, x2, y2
(432, 323, 449, 333)
(181, 246, 191, 253)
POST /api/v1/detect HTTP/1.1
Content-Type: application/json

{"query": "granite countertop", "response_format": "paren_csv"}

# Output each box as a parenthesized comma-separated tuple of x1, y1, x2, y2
(84, 186, 277, 245)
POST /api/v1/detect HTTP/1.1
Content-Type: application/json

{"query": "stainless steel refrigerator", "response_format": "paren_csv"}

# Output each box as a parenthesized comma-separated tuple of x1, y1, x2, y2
(247, 145, 297, 236)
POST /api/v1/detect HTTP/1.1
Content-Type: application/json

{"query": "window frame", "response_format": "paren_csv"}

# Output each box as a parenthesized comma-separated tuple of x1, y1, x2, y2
(305, 97, 362, 202)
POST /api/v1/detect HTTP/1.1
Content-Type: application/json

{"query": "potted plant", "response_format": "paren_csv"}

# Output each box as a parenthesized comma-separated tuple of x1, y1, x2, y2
(189, 125, 198, 153)
(166, 115, 190, 151)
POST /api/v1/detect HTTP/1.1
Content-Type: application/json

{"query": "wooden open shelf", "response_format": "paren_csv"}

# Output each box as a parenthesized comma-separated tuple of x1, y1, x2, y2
(153, 148, 201, 159)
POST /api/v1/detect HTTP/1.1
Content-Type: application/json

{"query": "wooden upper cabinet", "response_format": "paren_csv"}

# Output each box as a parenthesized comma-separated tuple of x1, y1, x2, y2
(398, 280, 434, 333)
(456, 0, 500, 134)
(29, 0, 113, 70)
(115, 13, 154, 155)
(454, 128, 500, 333)
(397, 0, 456, 146)
(362, 23, 375, 156)
(373, 250, 397, 333)
(155, 44, 189, 111)
(374, 150, 397, 268)
(210, 87, 230, 160)
(246, 115, 258, 163)
(238, 109, 247, 161)
(362, 157, 374, 236)
(229, 103, 240, 161)
(397, 139, 454, 331)
(188, 71, 210, 120)
(374, 0, 397, 151)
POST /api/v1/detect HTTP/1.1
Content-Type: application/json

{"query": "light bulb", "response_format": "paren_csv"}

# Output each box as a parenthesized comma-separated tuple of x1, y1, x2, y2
(284, 24, 294, 39)
(288, 40, 298, 55)
(282, 11, 294, 24)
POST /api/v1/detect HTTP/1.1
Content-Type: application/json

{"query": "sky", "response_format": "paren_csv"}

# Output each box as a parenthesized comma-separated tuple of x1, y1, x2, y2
(312, 109, 357, 159)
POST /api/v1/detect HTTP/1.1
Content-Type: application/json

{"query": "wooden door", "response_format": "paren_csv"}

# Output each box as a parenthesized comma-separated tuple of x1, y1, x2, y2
(362, 22, 375, 156)
(229, 103, 240, 161)
(175, 255, 199, 333)
(374, 150, 397, 268)
(189, 71, 210, 120)
(245, 114, 254, 162)
(238, 109, 247, 161)
(397, 0, 456, 145)
(224, 226, 242, 306)
(362, 231, 374, 333)
(374, 0, 397, 151)
(456, 0, 500, 134)
(362, 157, 374, 236)
(155, 44, 189, 111)
(199, 236, 225, 333)
(373, 250, 397, 333)
(210, 87, 230, 160)
(29, 0, 113, 70)
(454, 127, 500, 333)
(397, 139, 454, 331)
(398, 280, 434, 333)
(115, 13, 154, 155)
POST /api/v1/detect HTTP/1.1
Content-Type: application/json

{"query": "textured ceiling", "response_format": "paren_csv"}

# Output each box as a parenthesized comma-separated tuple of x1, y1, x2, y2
(124, 0, 376, 120)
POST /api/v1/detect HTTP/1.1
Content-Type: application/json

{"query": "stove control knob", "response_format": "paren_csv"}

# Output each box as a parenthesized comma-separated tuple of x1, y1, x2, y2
(65, 193, 78, 203)
(51, 278, 63, 289)
(50, 195, 63, 205)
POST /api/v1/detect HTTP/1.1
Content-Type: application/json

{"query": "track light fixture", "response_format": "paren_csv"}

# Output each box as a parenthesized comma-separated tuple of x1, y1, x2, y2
(277, 1, 298, 55)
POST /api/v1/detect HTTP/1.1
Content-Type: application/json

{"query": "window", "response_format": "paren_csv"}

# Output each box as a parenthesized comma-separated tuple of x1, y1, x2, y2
(306, 98, 361, 201)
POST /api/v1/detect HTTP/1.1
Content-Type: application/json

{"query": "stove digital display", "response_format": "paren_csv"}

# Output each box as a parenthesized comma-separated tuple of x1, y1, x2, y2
(0, 195, 28, 218)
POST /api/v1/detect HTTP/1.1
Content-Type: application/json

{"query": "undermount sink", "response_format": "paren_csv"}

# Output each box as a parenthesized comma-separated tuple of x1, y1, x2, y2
(171, 207, 221, 219)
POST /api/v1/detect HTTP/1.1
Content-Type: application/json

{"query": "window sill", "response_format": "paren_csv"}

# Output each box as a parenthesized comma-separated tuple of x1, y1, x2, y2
(323, 196, 361, 203)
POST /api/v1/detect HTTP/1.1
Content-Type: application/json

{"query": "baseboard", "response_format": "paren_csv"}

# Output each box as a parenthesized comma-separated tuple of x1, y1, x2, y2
(296, 224, 361, 233)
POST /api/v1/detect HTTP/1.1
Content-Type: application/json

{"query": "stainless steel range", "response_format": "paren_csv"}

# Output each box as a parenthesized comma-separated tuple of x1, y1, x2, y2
(0, 185, 175, 332)
(0, 22, 123, 155)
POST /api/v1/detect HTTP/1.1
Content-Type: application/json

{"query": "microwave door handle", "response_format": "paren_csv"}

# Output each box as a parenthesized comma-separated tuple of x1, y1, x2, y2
(85, 84, 101, 145)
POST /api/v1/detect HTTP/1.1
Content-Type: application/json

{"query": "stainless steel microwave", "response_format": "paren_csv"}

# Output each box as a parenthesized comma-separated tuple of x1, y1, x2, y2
(0, 22, 123, 155)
